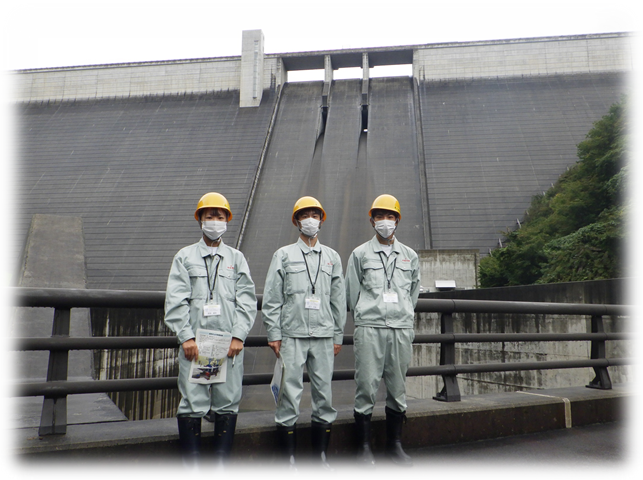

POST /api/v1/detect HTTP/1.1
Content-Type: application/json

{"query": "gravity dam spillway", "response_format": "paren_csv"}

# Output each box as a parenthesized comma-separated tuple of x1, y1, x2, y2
(240, 77, 427, 291)
(13, 33, 631, 294)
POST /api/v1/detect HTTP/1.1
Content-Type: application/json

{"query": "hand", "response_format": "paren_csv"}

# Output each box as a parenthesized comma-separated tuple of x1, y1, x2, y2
(333, 344, 342, 356)
(268, 340, 282, 358)
(228, 337, 244, 357)
(182, 338, 198, 361)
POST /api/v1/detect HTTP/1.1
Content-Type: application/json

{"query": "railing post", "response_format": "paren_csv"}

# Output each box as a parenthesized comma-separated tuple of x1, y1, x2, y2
(433, 312, 461, 402)
(586, 314, 612, 390)
(39, 307, 71, 435)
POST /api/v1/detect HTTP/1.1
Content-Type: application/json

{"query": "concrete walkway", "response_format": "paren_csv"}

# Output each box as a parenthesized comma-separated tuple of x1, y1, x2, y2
(244, 420, 643, 480)
(14, 384, 629, 463)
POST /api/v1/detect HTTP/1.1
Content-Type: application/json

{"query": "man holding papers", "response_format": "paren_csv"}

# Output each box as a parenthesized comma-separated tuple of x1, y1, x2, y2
(164, 192, 257, 467)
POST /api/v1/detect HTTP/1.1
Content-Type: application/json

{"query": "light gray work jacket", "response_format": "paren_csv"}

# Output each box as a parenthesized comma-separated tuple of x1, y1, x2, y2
(345, 236, 420, 329)
(164, 238, 257, 344)
(263, 238, 346, 344)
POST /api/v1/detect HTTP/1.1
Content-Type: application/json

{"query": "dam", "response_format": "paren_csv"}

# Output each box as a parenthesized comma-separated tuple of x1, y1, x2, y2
(11, 31, 632, 420)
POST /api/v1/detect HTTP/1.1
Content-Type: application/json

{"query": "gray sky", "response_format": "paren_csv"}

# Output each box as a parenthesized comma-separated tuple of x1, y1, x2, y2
(2, 0, 638, 71)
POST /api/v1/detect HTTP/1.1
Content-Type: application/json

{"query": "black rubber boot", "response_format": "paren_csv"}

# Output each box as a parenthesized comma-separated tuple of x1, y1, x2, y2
(385, 406, 413, 467)
(354, 411, 376, 466)
(311, 420, 333, 469)
(177, 416, 202, 468)
(213, 413, 237, 464)
(276, 424, 297, 468)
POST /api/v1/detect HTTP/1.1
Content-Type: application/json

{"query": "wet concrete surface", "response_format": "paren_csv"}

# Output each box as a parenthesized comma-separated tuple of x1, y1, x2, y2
(243, 420, 643, 479)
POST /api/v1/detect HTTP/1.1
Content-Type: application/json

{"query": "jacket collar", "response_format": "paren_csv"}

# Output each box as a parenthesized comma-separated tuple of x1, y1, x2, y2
(370, 235, 399, 254)
(197, 237, 228, 258)
(297, 236, 322, 254)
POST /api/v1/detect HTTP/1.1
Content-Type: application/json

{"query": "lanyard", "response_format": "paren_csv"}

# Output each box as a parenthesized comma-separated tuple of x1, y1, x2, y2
(378, 252, 396, 290)
(301, 248, 322, 295)
(203, 255, 221, 301)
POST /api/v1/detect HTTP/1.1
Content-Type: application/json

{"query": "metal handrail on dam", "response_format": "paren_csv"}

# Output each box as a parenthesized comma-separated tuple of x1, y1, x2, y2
(12, 287, 630, 436)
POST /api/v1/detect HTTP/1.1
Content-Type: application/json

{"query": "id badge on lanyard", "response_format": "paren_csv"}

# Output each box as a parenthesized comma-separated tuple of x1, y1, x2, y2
(302, 249, 322, 310)
(203, 256, 222, 316)
(305, 296, 321, 310)
(383, 291, 399, 303)
(204, 301, 221, 316)
(379, 252, 398, 303)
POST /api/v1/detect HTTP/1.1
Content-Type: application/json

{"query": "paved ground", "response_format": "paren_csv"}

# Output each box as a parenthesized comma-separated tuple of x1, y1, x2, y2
(249, 422, 635, 478)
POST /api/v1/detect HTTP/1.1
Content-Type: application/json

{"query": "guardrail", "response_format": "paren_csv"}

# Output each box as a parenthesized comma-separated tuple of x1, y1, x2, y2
(11, 287, 629, 436)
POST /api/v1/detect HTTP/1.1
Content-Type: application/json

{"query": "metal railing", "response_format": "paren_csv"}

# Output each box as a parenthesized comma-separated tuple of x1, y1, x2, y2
(12, 287, 630, 436)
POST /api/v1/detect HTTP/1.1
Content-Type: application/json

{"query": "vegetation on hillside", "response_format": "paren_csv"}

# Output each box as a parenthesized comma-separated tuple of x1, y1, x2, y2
(478, 97, 628, 287)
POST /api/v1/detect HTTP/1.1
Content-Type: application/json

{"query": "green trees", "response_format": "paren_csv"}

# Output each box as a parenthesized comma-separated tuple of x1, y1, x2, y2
(478, 97, 628, 287)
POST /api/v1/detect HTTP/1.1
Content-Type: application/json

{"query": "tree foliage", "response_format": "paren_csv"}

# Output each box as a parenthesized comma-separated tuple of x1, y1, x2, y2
(479, 97, 628, 287)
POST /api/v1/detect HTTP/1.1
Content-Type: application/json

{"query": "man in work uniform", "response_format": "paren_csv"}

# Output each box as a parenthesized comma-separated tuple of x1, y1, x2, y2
(345, 194, 420, 467)
(164, 192, 257, 466)
(262, 196, 346, 468)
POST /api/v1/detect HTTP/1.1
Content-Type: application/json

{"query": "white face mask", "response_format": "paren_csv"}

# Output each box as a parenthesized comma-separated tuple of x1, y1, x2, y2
(374, 219, 397, 239)
(299, 218, 321, 237)
(202, 220, 227, 241)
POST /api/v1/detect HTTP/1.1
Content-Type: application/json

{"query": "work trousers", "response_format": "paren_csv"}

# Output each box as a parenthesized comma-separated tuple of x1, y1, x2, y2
(276, 336, 337, 427)
(177, 349, 244, 417)
(354, 326, 414, 415)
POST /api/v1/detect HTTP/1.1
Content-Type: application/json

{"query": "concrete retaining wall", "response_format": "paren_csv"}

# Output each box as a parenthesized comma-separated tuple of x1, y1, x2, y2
(407, 279, 630, 400)
(418, 249, 479, 292)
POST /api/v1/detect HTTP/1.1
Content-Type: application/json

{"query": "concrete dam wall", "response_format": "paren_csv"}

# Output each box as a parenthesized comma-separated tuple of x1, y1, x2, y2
(14, 72, 627, 290)
(13, 33, 631, 292)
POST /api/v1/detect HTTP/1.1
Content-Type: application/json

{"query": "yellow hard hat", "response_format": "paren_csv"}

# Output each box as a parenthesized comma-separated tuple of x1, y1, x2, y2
(194, 192, 233, 221)
(369, 194, 401, 219)
(292, 196, 327, 225)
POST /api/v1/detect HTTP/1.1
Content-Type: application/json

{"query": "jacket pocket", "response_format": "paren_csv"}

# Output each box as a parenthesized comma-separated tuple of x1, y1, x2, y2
(284, 262, 307, 294)
(320, 264, 333, 296)
(186, 264, 208, 299)
(362, 261, 384, 291)
(393, 262, 413, 291)
(217, 270, 238, 302)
